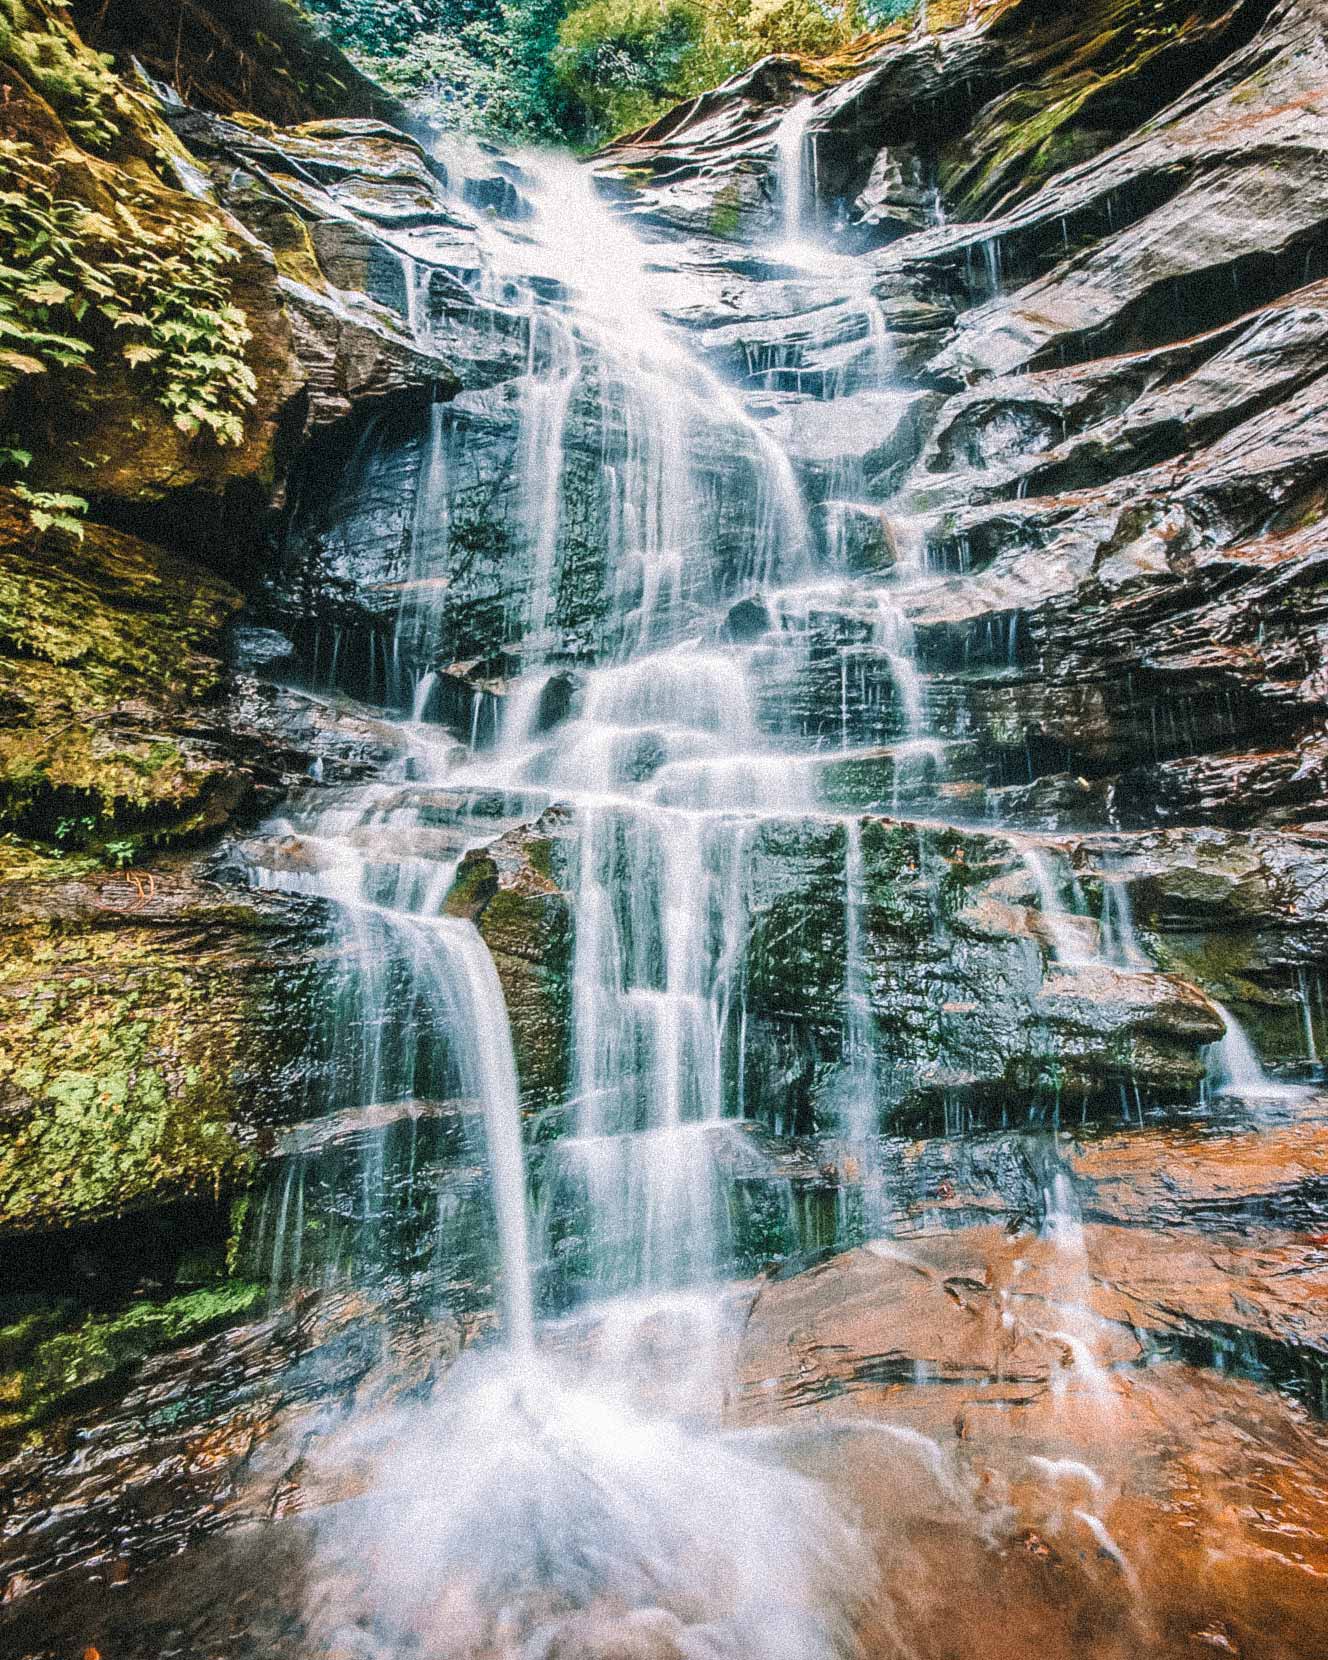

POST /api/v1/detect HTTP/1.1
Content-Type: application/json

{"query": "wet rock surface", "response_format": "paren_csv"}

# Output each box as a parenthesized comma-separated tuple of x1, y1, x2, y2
(0, 6, 522, 1258)
(4, 1204, 1328, 1657)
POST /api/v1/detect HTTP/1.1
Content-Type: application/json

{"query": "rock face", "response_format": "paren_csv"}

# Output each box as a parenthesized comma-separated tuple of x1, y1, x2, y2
(0, 870, 328, 1235)
(566, 0, 1328, 1077)
(9, 0, 1318, 1229)
(0, 0, 510, 1585)
(726, 1226, 1328, 1658)
(68, 0, 405, 127)
(0, 0, 513, 1260)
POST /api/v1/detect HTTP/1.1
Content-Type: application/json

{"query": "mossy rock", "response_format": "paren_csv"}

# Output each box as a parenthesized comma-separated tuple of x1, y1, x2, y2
(0, 1279, 263, 1437)
(0, 6, 305, 548)
(0, 497, 251, 851)
(446, 825, 574, 1111)
(0, 879, 327, 1233)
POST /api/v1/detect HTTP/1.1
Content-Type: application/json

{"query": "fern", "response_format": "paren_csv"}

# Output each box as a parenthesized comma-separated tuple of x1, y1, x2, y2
(0, 141, 256, 448)
(12, 483, 88, 539)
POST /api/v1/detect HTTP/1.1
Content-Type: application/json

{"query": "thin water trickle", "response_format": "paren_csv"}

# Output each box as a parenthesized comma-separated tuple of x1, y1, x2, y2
(775, 97, 819, 249)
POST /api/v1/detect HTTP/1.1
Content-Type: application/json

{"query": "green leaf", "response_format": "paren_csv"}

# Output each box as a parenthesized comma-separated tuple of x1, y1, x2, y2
(26, 279, 73, 306)
(0, 349, 47, 378)
(34, 511, 86, 540)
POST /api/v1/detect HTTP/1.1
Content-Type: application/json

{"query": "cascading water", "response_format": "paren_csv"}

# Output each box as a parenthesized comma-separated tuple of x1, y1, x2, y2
(236, 97, 1287, 1656)
(775, 97, 819, 248)
(237, 135, 912, 1657)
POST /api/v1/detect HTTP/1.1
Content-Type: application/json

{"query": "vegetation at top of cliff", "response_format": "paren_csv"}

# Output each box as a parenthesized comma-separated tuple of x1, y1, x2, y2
(558, 0, 918, 138)
(304, 0, 916, 144)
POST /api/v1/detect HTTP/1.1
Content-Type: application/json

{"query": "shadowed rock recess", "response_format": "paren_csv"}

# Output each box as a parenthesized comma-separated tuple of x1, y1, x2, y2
(3, 0, 1328, 1653)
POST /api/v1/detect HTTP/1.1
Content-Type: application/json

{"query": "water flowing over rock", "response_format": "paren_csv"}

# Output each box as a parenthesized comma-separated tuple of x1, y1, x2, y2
(5, 0, 1328, 1653)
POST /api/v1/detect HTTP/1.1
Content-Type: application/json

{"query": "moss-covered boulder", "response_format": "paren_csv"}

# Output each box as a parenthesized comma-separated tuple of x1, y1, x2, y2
(0, 494, 253, 857)
(0, 1, 468, 575)
(0, 871, 327, 1234)
(0, 1280, 262, 1437)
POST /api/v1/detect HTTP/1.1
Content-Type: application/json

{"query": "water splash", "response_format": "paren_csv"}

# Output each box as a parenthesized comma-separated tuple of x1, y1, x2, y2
(1203, 998, 1276, 1099)
(305, 1347, 876, 1660)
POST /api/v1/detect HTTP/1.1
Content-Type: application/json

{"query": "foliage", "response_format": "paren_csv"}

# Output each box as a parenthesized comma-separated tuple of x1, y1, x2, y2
(103, 836, 137, 869)
(12, 483, 87, 538)
(553, 0, 704, 137)
(553, 0, 908, 141)
(304, 0, 916, 145)
(306, 0, 498, 57)
(354, 0, 579, 141)
(53, 812, 97, 847)
(0, 140, 256, 451)
(0, 0, 123, 152)
(304, 0, 572, 139)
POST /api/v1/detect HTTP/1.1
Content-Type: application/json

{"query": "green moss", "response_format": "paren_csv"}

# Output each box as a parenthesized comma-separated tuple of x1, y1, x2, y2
(524, 835, 556, 883)
(0, 919, 263, 1231)
(946, 0, 1217, 218)
(0, 1280, 262, 1436)
(225, 1193, 252, 1276)
(0, 831, 99, 881)
(1145, 931, 1267, 1005)
(444, 849, 499, 918)
(709, 181, 743, 241)
(0, 499, 243, 846)
(957, 80, 1098, 213)
(0, 508, 235, 707)
(860, 819, 936, 939)
(746, 887, 847, 1027)
(816, 752, 896, 811)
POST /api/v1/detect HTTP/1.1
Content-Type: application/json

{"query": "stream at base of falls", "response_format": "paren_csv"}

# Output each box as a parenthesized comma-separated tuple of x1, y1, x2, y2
(181, 120, 1322, 1659)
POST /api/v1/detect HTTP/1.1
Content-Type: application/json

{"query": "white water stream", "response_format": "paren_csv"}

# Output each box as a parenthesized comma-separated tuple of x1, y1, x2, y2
(237, 109, 1276, 1655)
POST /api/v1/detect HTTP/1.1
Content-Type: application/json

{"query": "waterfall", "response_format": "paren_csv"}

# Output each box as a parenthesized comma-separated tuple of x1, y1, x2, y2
(1021, 844, 1093, 966)
(838, 818, 888, 1236)
(439, 918, 535, 1352)
(398, 401, 450, 711)
(238, 113, 1247, 1655)
(1096, 859, 1283, 1102)
(774, 97, 818, 247)
(1204, 998, 1275, 1098)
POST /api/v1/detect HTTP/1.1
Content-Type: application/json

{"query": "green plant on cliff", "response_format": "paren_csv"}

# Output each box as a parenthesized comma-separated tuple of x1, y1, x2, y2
(10, 482, 87, 538)
(0, 0, 123, 152)
(0, 141, 256, 450)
